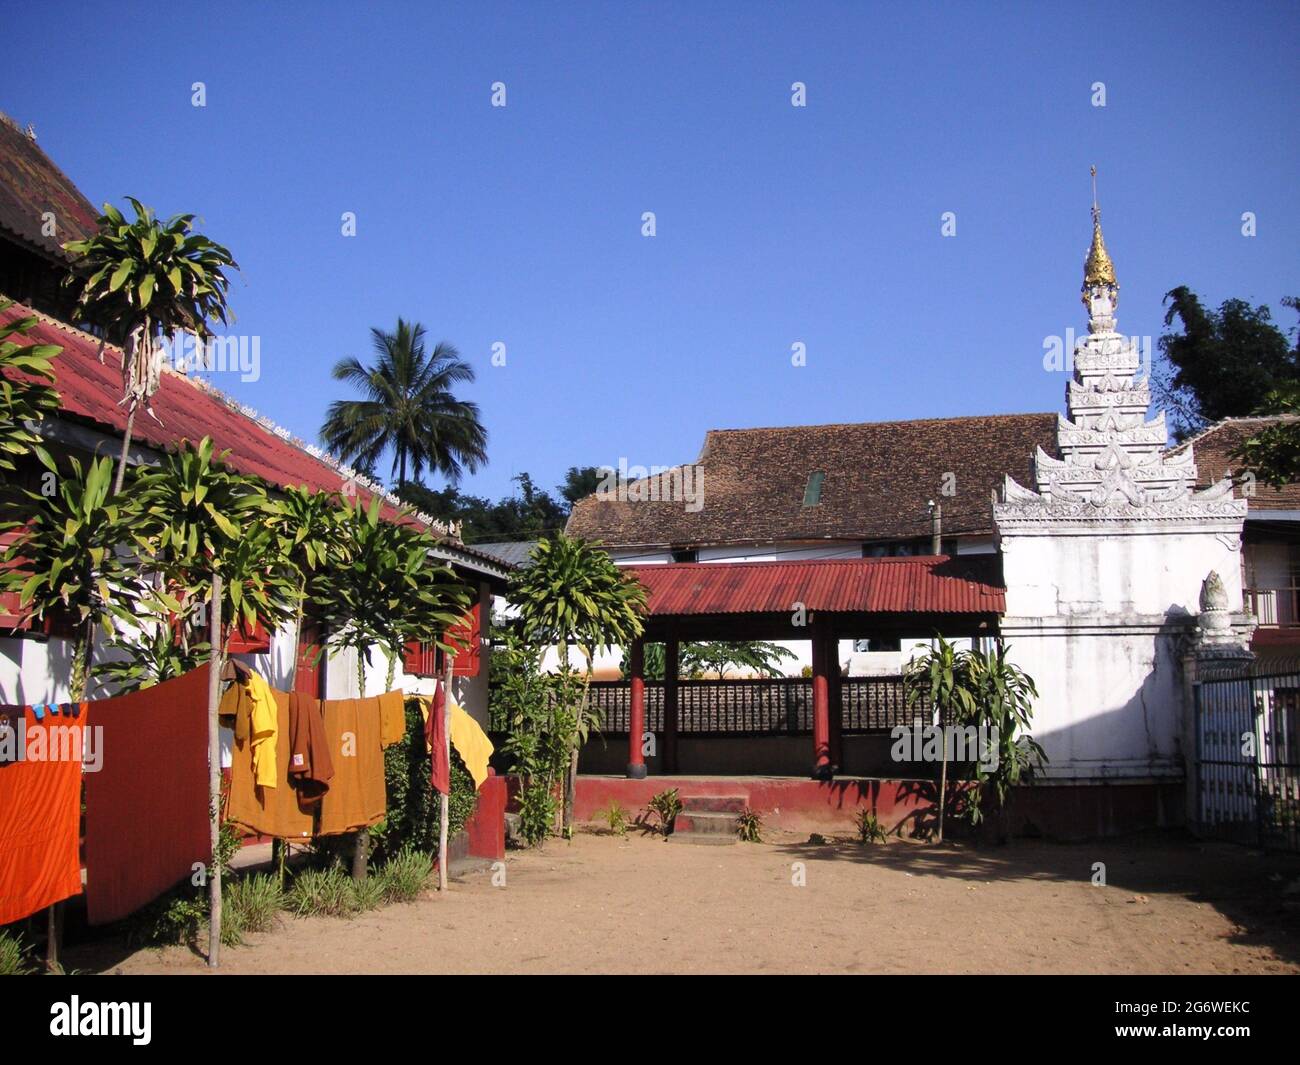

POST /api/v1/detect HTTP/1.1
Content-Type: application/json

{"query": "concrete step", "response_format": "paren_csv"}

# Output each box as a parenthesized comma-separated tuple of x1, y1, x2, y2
(667, 832, 736, 846)
(680, 795, 749, 815)
(674, 811, 738, 836)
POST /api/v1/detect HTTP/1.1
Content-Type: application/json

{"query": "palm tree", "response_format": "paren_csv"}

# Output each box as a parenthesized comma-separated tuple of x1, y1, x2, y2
(320, 319, 487, 492)
(63, 199, 238, 495)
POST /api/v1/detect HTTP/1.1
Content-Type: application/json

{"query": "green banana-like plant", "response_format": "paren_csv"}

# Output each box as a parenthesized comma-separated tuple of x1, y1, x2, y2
(0, 454, 143, 699)
(0, 300, 62, 478)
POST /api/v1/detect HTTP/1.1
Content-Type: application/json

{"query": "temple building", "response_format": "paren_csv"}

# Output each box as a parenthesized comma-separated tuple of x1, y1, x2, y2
(564, 179, 1282, 836)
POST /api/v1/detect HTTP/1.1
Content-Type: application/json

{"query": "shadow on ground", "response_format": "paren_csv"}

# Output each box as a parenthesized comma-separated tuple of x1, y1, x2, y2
(770, 828, 1300, 967)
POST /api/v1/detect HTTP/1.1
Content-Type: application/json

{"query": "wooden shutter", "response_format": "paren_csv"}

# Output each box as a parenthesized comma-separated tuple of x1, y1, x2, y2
(448, 601, 482, 678)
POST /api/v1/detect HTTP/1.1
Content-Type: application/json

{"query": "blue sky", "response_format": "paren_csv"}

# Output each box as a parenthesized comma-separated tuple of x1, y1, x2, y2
(5, 1, 1297, 507)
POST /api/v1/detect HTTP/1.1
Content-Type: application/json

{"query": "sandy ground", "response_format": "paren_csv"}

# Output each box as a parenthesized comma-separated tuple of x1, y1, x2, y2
(77, 830, 1300, 975)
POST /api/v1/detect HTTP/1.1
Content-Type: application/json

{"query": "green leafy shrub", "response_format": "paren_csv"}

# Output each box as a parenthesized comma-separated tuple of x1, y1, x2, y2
(377, 846, 433, 903)
(645, 788, 682, 836)
(372, 698, 478, 859)
(494, 631, 567, 846)
(517, 779, 558, 846)
(0, 930, 34, 976)
(596, 801, 630, 836)
(736, 806, 763, 843)
(855, 809, 889, 844)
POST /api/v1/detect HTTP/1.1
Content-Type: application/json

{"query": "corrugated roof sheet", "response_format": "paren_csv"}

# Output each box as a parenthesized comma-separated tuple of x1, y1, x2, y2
(1, 300, 411, 526)
(624, 555, 1004, 616)
(471, 540, 538, 567)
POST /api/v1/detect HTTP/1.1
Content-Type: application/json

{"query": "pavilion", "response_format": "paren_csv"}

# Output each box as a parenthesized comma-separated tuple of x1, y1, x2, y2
(618, 554, 1005, 779)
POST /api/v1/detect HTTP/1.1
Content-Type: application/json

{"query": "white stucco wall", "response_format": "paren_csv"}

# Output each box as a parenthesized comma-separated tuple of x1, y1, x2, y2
(998, 527, 1246, 782)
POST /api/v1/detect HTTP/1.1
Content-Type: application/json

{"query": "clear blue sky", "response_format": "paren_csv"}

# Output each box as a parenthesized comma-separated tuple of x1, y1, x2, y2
(5, 1, 1297, 504)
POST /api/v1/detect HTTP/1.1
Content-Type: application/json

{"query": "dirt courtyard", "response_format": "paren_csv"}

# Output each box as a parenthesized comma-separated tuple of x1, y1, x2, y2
(89, 830, 1300, 975)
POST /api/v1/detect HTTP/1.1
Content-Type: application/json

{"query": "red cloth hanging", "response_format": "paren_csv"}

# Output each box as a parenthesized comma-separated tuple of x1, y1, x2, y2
(0, 704, 88, 926)
(83, 666, 211, 925)
(427, 680, 449, 795)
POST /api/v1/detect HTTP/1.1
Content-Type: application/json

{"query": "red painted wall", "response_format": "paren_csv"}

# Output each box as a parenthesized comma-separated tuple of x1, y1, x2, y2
(464, 771, 506, 860)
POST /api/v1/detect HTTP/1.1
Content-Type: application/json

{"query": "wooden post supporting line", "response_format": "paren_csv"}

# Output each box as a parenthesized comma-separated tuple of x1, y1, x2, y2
(438, 653, 455, 893)
(207, 574, 224, 968)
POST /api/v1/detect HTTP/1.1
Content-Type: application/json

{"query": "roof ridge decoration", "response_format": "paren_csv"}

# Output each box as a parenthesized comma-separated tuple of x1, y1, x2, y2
(995, 178, 1246, 532)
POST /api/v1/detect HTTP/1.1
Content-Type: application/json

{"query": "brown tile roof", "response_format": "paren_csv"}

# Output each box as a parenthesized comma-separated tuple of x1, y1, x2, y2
(1177, 417, 1300, 511)
(0, 114, 99, 263)
(565, 412, 1059, 548)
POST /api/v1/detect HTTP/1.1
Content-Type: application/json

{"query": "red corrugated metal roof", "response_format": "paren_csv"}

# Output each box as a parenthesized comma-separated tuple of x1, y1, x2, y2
(624, 556, 1005, 616)
(1, 300, 411, 525)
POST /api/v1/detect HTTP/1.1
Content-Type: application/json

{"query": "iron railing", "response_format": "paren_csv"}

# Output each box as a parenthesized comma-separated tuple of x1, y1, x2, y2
(1196, 658, 1300, 852)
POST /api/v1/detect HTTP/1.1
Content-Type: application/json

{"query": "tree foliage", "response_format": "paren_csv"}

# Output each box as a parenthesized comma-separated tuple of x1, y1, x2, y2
(1154, 288, 1300, 439)
(320, 319, 487, 491)
(0, 300, 61, 476)
(509, 534, 647, 835)
(310, 496, 470, 691)
(0, 454, 142, 698)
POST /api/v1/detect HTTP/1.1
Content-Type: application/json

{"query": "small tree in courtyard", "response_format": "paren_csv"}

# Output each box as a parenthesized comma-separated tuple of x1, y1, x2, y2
(510, 534, 646, 836)
(905, 636, 1045, 842)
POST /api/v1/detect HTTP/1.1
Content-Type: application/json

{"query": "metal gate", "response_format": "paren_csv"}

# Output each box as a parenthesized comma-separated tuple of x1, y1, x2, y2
(1195, 659, 1300, 851)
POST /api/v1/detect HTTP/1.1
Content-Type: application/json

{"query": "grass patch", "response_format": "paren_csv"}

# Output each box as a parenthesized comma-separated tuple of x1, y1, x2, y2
(0, 930, 34, 976)
(224, 874, 283, 935)
(377, 846, 433, 904)
(284, 867, 356, 918)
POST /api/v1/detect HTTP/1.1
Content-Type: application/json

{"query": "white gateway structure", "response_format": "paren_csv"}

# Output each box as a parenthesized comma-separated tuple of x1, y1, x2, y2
(994, 186, 1254, 786)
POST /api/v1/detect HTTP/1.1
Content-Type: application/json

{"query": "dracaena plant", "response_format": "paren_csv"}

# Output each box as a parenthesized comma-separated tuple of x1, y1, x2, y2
(63, 199, 238, 493)
(0, 300, 62, 480)
(270, 485, 346, 685)
(312, 495, 470, 693)
(905, 636, 1046, 841)
(135, 436, 297, 653)
(509, 533, 647, 835)
(0, 455, 143, 700)
(98, 588, 212, 694)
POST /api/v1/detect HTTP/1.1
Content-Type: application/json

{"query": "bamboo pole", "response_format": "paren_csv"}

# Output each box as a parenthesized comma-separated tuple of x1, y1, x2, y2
(207, 574, 224, 968)
(438, 653, 454, 892)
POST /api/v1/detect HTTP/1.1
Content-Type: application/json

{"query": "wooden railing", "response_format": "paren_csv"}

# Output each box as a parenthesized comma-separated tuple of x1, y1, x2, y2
(1246, 587, 1300, 628)
(491, 675, 938, 735)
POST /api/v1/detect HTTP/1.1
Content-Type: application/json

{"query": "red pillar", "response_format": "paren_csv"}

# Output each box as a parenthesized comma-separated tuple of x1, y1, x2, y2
(627, 638, 647, 779)
(663, 636, 679, 774)
(827, 634, 843, 773)
(812, 621, 832, 780)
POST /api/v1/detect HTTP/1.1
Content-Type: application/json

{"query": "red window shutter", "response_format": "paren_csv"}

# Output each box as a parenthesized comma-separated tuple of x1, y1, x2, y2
(296, 622, 325, 698)
(449, 602, 481, 678)
(402, 639, 427, 675)
(0, 590, 32, 631)
(226, 616, 271, 654)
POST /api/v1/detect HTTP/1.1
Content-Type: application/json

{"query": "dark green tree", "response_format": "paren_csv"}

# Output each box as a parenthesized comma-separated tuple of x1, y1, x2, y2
(559, 465, 604, 507)
(1154, 288, 1300, 439)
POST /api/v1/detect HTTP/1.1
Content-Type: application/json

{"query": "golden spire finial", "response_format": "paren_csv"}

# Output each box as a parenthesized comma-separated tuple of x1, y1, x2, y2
(1083, 165, 1117, 289)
